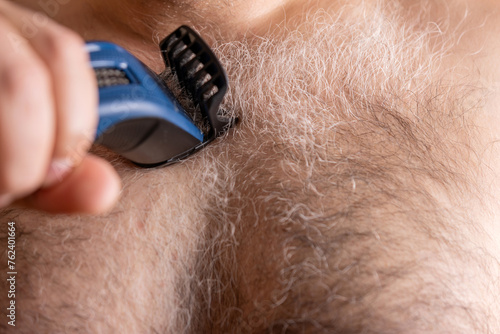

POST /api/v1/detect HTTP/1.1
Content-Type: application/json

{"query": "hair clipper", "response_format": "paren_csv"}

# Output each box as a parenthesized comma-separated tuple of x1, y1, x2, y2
(86, 26, 234, 167)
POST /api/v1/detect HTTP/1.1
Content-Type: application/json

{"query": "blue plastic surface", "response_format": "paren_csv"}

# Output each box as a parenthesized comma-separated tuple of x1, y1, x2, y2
(86, 41, 204, 143)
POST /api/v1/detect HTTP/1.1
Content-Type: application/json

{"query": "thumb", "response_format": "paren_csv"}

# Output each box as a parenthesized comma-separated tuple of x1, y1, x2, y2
(24, 155, 121, 214)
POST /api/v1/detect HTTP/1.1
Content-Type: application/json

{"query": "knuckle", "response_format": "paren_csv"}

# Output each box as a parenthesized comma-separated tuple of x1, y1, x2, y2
(0, 58, 49, 97)
(41, 25, 86, 65)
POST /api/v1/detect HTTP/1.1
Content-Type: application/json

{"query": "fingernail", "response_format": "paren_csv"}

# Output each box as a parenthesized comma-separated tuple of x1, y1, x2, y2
(42, 158, 73, 189)
(0, 194, 13, 208)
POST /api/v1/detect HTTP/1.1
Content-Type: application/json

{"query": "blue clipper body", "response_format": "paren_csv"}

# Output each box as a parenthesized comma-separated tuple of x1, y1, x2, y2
(87, 41, 204, 166)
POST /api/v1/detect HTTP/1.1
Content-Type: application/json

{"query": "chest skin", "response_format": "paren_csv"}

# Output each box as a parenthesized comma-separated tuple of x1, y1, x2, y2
(12, 0, 500, 293)
(2, 0, 500, 332)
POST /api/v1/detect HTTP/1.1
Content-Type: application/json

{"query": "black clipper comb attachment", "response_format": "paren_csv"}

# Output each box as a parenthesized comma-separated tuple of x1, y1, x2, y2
(160, 26, 234, 139)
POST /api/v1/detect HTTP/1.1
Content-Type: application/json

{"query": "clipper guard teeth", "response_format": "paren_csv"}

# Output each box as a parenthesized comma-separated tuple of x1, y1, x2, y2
(160, 26, 234, 138)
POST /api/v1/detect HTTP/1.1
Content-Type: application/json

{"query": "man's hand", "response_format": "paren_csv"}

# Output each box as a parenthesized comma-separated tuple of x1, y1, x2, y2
(0, 1, 120, 214)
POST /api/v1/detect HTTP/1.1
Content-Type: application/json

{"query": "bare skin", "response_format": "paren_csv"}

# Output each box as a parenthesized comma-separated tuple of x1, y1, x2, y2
(0, 0, 499, 333)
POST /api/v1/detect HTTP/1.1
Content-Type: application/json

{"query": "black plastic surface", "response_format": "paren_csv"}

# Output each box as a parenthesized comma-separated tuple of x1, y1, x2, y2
(96, 118, 202, 166)
(160, 26, 233, 138)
